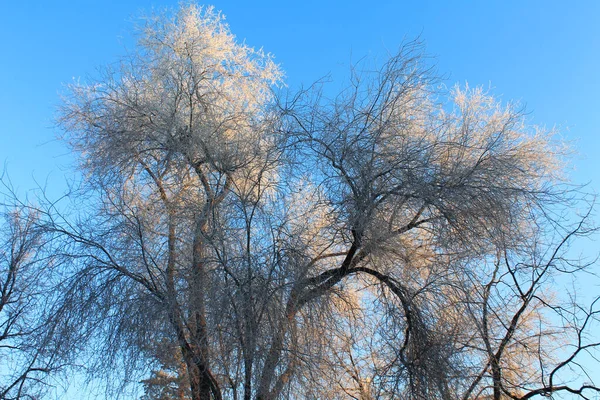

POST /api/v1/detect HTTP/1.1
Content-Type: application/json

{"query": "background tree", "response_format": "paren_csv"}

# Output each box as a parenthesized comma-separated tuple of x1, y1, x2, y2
(140, 339, 191, 400)
(0, 196, 65, 400)
(6, 3, 597, 400)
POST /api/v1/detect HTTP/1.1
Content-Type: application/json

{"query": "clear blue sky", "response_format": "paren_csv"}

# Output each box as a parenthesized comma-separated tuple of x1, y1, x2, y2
(1, 0, 599, 397)
(2, 1, 600, 191)
(1, 1, 599, 192)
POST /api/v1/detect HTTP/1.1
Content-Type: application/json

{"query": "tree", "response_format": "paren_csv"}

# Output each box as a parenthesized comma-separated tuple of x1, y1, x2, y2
(0, 197, 64, 400)
(140, 339, 191, 400)
(9, 3, 599, 400)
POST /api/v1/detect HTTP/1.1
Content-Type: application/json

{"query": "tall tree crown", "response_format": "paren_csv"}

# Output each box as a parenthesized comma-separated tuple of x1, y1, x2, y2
(2, 4, 596, 400)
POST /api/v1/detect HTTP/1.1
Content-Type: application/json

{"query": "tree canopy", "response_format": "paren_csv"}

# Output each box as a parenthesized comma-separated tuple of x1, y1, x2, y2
(1, 4, 599, 400)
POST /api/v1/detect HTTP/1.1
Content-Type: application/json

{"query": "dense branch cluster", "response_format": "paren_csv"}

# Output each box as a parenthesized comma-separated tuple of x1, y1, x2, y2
(1, 4, 598, 400)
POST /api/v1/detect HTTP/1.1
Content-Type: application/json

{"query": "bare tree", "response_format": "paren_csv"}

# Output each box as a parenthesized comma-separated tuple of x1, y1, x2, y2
(0, 200, 64, 400)
(457, 212, 600, 400)
(54, 4, 284, 400)
(5, 4, 598, 400)
(269, 46, 599, 399)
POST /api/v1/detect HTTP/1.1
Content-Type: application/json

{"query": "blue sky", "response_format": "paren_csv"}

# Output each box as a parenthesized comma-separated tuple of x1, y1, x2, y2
(1, 0, 599, 397)
(1, 1, 599, 192)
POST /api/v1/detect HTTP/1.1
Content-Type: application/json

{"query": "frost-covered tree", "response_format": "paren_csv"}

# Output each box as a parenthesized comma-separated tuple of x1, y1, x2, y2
(8, 4, 598, 400)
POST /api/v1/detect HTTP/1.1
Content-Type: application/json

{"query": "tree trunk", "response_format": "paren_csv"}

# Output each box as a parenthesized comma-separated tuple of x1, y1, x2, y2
(180, 344, 219, 400)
